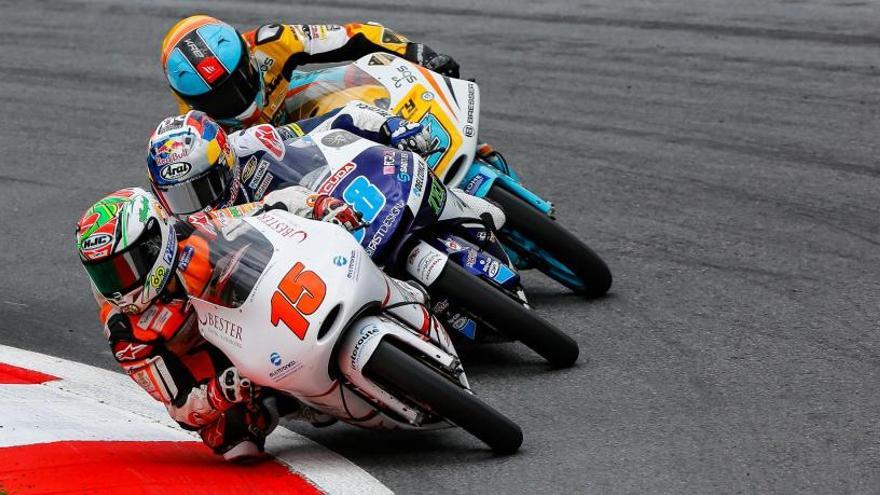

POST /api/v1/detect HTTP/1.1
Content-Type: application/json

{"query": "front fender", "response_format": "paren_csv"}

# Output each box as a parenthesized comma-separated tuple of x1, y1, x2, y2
(338, 315, 464, 425)
(461, 163, 553, 215)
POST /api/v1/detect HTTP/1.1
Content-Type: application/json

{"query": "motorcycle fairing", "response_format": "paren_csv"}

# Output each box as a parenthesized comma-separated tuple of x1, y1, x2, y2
(188, 210, 466, 430)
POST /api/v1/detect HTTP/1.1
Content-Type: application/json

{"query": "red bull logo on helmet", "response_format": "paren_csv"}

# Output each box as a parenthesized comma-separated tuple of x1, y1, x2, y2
(153, 138, 187, 166)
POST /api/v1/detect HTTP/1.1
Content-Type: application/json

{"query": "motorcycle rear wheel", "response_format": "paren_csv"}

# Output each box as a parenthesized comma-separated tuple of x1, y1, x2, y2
(487, 186, 612, 298)
(365, 340, 523, 455)
(432, 262, 579, 367)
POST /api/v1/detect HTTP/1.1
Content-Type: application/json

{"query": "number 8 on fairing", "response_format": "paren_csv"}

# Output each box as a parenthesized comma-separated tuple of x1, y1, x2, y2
(342, 176, 386, 242)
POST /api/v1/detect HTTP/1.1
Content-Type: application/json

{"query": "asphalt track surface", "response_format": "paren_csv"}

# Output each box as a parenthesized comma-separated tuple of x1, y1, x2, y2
(1, 0, 878, 493)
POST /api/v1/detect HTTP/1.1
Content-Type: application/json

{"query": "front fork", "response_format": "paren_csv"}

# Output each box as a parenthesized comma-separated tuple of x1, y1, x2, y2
(459, 159, 553, 269)
(404, 232, 524, 343)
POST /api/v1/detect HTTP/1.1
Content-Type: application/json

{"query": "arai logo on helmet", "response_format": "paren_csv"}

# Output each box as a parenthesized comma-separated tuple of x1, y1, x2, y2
(82, 233, 112, 251)
(159, 162, 192, 181)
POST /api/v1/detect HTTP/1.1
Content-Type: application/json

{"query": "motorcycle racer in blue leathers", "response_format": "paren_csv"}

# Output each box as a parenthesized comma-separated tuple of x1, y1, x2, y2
(146, 101, 431, 218)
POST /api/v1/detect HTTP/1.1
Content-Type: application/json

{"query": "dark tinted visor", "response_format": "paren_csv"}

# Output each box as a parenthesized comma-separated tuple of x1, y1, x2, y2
(181, 37, 261, 119)
(156, 163, 233, 216)
(83, 219, 162, 297)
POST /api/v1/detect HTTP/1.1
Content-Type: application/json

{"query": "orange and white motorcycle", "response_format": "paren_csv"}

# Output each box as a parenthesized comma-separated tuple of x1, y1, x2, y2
(284, 53, 612, 298)
(187, 208, 522, 454)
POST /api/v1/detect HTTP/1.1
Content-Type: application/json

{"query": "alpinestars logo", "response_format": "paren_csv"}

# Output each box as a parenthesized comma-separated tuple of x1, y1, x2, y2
(115, 343, 149, 361)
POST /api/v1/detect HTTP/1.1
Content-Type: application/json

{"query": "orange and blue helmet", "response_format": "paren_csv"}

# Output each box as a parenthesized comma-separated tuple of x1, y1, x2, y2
(146, 110, 238, 217)
(162, 16, 264, 128)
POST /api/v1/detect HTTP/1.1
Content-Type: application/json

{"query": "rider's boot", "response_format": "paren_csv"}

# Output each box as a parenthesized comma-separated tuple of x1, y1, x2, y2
(204, 402, 274, 463)
(449, 188, 506, 230)
(223, 440, 264, 462)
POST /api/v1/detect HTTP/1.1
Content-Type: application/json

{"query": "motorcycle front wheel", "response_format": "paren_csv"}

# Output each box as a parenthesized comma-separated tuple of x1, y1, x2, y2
(365, 340, 523, 454)
(432, 262, 579, 367)
(487, 186, 612, 298)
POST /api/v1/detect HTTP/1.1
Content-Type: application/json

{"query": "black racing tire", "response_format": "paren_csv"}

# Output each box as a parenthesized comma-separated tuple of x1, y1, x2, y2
(432, 262, 579, 367)
(365, 340, 523, 454)
(487, 186, 612, 298)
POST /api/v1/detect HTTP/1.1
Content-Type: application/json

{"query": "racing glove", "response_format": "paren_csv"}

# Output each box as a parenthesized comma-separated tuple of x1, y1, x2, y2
(263, 185, 364, 231)
(424, 54, 460, 78)
(207, 367, 254, 412)
(381, 117, 432, 156)
(167, 367, 253, 428)
(312, 194, 365, 232)
(406, 43, 460, 78)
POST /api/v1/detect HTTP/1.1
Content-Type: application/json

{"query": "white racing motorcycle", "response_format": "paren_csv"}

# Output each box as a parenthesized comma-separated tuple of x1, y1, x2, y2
(187, 208, 522, 454)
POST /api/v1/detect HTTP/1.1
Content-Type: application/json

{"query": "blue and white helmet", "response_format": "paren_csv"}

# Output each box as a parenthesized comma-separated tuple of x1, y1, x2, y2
(162, 16, 265, 128)
(146, 111, 238, 217)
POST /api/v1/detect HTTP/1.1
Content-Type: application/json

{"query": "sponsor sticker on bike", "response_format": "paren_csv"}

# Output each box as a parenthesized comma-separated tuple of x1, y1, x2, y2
(427, 176, 447, 215)
(465, 173, 488, 194)
(178, 245, 195, 272)
(248, 159, 270, 189)
(365, 203, 403, 256)
(255, 172, 274, 200)
(406, 243, 448, 286)
(257, 211, 309, 242)
(268, 351, 303, 382)
(199, 312, 244, 348)
(406, 158, 427, 213)
(349, 324, 380, 371)
(321, 130, 359, 148)
(346, 249, 361, 281)
(317, 162, 356, 194)
(240, 156, 258, 182)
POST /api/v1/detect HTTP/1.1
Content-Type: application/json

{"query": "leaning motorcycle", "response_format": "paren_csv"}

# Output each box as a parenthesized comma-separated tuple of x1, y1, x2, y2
(240, 127, 578, 367)
(284, 54, 612, 298)
(187, 210, 522, 453)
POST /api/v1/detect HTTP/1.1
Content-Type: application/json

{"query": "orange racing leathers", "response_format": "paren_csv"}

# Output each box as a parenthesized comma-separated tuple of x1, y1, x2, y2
(96, 202, 314, 459)
(172, 22, 450, 130)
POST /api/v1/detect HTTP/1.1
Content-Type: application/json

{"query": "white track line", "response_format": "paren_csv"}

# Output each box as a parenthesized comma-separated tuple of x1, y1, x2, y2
(0, 344, 392, 495)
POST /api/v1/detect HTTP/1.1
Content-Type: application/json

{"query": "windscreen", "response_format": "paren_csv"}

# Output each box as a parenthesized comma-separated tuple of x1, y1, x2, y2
(201, 219, 274, 309)
(286, 65, 391, 121)
(277, 135, 333, 190)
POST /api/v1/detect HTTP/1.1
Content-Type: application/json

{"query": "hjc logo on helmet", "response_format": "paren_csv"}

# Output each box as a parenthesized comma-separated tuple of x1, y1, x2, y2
(82, 233, 112, 251)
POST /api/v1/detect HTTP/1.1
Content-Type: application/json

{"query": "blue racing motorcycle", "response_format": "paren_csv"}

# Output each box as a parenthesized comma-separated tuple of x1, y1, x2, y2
(283, 53, 612, 298)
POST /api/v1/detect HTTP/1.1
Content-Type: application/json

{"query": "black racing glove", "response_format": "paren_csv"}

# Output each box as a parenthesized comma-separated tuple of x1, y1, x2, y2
(405, 43, 460, 78)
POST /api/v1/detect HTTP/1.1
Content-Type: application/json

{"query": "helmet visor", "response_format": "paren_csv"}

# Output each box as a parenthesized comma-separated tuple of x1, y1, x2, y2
(83, 219, 163, 297)
(156, 163, 233, 215)
(181, 38, 262, 120)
